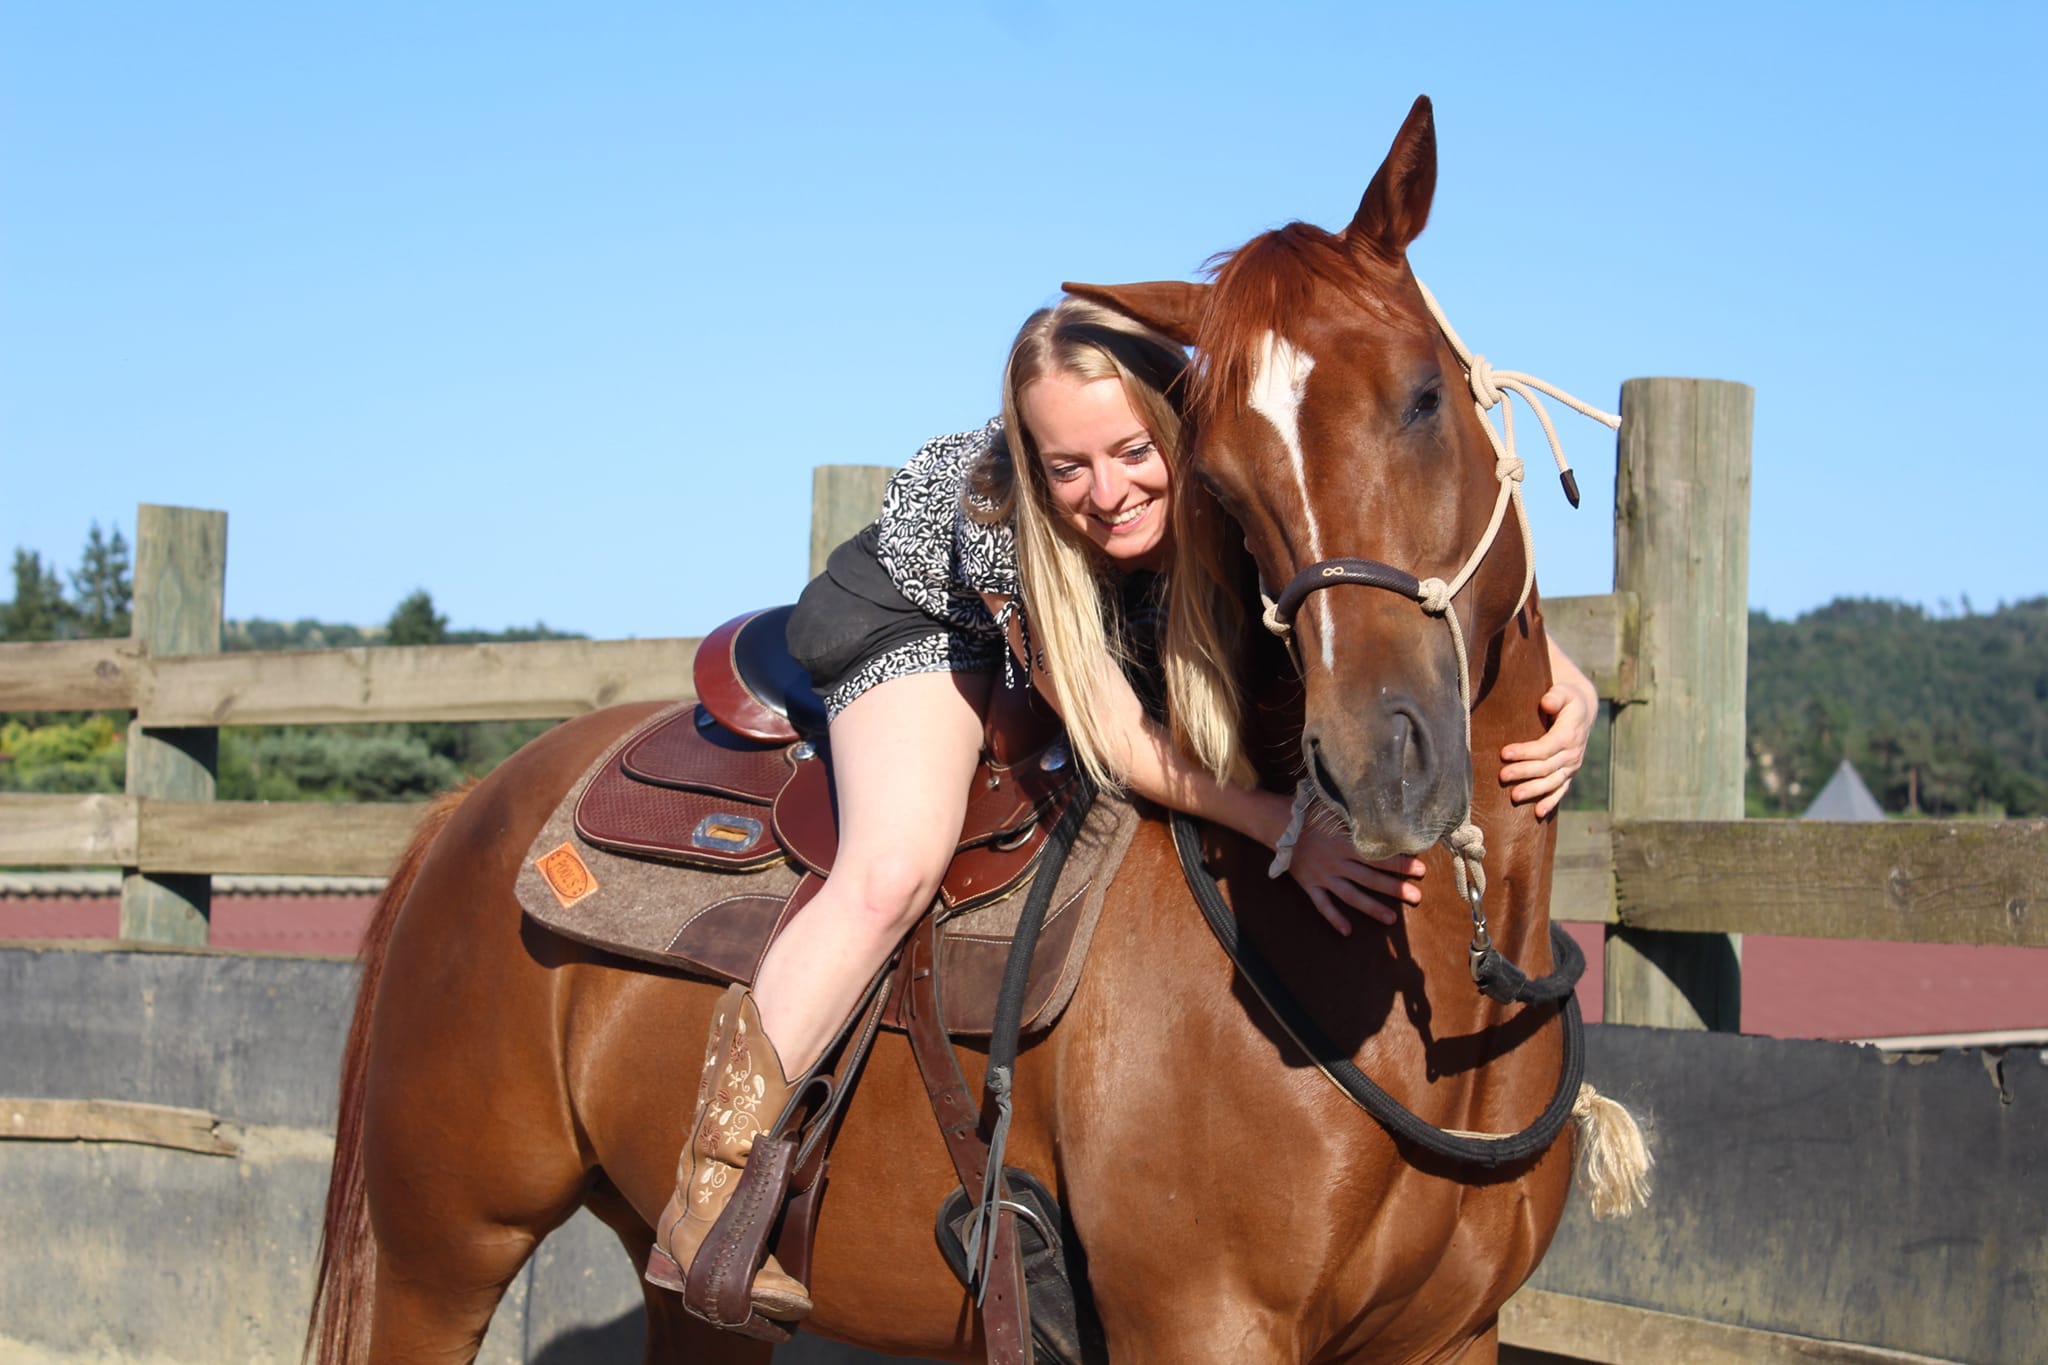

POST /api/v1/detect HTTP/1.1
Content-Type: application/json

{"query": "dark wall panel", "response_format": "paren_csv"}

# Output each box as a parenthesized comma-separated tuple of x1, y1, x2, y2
(1533, 1024, 2043, 1363)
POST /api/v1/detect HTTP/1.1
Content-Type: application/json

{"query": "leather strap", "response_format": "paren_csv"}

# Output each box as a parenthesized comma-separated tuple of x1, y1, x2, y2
(774, 970, 895, 1289)
(898, 917, 1033, 1365)
(1268, 557, 1422, 627)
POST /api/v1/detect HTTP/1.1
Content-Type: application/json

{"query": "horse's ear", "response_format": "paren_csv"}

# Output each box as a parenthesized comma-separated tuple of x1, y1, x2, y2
(1061, 280, 1208, 346)
(1346, 95, 1437, 260)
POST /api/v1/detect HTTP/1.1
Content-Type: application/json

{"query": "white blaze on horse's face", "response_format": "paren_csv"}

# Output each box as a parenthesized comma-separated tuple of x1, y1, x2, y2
(1246, 331, 1335, 670)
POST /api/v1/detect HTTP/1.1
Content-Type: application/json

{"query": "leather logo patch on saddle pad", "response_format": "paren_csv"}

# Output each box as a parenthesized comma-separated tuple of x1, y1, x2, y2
(534, 842, 600, 909)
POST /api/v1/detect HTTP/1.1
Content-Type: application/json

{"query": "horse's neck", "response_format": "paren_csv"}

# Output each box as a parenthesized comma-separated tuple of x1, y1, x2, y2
(1462, 602, 1557, 963)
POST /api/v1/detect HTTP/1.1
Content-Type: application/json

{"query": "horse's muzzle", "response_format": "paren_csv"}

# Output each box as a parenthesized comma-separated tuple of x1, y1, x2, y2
(1303, 693, 1470, 859)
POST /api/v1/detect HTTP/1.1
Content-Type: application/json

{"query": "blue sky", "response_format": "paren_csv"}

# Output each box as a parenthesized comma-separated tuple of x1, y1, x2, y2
(4, 2, 2042, 640)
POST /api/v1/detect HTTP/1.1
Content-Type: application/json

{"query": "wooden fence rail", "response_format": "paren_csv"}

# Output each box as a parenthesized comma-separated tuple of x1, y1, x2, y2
(0, 635, 702, 724)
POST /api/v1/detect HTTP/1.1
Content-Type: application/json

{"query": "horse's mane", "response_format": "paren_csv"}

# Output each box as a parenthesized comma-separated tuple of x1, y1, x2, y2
(1192, 222, 1407, 429)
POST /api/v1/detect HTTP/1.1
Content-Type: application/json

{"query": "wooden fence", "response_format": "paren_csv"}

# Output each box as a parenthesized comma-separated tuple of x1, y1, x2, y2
(3, 381, 2045, 1017)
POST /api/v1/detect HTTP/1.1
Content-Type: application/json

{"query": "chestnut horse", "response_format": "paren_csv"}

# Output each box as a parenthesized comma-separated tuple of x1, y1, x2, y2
(309, 96, 1638, 1365)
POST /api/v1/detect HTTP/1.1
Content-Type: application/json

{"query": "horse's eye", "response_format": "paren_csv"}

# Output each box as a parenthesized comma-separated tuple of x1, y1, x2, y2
(1196, 472, 1243, 519)
(1411, 388, 1441, 421)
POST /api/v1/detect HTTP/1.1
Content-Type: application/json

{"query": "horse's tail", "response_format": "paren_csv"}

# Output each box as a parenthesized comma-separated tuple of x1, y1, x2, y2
(304, 782, 477, 1365)
(1570, 1082, 1653, 1219)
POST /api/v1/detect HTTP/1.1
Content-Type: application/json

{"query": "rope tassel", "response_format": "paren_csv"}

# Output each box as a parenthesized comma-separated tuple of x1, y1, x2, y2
(1267, 779, 1319, 878)
(1572, 1082, 1654, 1220)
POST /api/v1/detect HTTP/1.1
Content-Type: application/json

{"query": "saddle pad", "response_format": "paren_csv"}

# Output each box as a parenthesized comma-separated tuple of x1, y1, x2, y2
(515, 703, 1141, 1037)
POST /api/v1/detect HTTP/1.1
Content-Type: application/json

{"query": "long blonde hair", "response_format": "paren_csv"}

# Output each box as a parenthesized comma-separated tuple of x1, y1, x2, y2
(970, 297, 1251, 791)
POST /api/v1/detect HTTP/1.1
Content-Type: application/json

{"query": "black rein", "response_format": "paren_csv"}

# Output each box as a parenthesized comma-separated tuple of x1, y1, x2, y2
(1170, 811, 1585, 1169)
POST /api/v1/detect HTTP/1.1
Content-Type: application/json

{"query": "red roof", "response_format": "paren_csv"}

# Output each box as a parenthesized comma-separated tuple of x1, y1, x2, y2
(4, 898, 2042, 1042)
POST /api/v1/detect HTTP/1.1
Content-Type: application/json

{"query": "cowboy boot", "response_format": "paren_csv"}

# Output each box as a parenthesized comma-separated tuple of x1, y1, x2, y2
(645, 983, 812, 1323)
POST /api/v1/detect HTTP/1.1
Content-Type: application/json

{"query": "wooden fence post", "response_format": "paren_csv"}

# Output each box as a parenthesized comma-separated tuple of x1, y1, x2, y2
(809, 467, 895, 578)
(1604, 379, 1753, 1030)
(120, 505, 227, 945)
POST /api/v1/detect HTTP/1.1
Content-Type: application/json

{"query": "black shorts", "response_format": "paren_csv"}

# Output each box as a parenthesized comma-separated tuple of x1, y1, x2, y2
(786, 525, 1003, 719)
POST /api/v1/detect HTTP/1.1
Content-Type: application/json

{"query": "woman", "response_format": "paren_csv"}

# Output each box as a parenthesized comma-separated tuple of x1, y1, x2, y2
(649, 297, 1597, 1323)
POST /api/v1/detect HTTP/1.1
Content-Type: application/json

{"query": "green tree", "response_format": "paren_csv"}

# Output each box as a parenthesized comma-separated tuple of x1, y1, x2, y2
(2, 549, 72, 641)
(69, 523, 133, 639)
(386, 589, 448, 646)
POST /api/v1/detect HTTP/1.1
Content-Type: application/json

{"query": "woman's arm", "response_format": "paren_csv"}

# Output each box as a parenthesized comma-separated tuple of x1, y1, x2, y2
(984, 593, 1422, 935)
(1498, 635, 1600, 817)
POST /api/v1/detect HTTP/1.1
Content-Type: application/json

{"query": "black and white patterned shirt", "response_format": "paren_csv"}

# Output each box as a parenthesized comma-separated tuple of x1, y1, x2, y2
(870, 418, 1020, 636)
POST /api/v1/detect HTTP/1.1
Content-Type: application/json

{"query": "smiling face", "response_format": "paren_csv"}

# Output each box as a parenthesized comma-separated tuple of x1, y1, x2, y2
(1019, 371, 1173, 572)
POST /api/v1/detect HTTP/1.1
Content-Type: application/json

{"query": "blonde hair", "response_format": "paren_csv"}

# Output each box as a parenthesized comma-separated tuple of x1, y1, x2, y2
(970, 297, 1251, 791)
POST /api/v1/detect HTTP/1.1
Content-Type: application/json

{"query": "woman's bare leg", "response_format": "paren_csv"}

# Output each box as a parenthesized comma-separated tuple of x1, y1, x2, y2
(752, 667, 992, 1073)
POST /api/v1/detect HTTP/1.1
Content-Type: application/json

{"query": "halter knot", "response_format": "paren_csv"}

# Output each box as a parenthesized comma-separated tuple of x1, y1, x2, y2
(1496, 455, 1524, 484)
(1448, 819, 1489, 907)
(1416, 576, 1454, 614)
(1466, 354, 1502, 409)
(1260, 593, 1291, 638)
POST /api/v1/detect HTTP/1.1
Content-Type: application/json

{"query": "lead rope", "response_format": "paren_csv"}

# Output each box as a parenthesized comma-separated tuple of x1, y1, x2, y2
(1260, 279, 1621, 982)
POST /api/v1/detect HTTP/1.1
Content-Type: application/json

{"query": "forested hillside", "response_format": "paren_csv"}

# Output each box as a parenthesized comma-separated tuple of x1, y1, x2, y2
(1746, 597, 2048, 817)
(7, 526, 2045, 815)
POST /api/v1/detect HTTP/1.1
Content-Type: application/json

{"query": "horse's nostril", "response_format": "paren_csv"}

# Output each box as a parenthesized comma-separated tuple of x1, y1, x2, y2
(1310, 744, 1349, 815)
(1397, 712, 1428, 787)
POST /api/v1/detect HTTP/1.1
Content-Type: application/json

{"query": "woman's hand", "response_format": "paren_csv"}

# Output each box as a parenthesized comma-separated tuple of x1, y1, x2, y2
(1499, 638, 1598, 817)
(1284, 822, 1426, 936)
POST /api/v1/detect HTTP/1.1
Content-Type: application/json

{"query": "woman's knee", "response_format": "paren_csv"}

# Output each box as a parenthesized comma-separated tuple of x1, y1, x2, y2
(836, 847, 948, 939)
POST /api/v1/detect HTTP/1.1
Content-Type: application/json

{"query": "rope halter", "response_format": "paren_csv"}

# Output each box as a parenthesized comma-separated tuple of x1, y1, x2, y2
(1259, 278, 1619, 992)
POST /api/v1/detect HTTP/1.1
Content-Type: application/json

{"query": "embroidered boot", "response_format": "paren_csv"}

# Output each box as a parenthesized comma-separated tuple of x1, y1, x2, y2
(645, 983, 812, 1323)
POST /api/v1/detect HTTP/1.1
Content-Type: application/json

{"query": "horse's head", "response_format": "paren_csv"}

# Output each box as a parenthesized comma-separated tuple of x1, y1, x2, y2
(1069, 97, 1534, 859)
